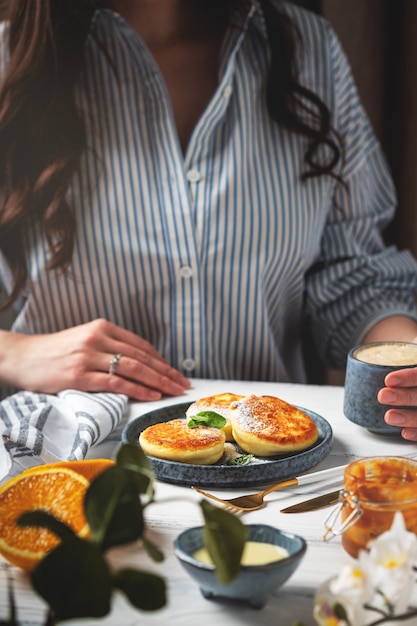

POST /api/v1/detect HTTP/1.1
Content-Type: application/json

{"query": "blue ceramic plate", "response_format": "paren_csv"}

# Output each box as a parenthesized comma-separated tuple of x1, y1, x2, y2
(121, 402, 333, 488)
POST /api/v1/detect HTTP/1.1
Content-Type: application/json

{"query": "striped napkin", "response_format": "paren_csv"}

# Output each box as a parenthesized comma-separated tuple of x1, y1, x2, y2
(0, 390, 128, 482)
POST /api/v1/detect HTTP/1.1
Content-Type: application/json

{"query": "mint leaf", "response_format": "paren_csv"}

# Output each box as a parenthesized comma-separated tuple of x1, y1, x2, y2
(226, 454, 253, 466)
(187, 411, 227, 429)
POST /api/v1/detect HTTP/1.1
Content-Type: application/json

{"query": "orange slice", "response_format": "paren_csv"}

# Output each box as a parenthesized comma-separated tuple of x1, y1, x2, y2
(0, 466, 91, 572)
(24, 458, 115, 482)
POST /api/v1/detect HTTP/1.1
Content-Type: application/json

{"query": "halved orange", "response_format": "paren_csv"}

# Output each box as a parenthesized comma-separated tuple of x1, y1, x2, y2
(0, 466, 91, 572)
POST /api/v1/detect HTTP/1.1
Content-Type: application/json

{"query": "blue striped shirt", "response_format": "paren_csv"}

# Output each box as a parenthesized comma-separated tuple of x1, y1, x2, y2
(1, 1, 417, 383)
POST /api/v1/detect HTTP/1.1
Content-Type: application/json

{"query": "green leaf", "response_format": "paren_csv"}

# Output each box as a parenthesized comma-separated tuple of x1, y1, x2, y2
(17, 510, 76, 543)
(112, 568, 166, 611)
(142, 535, 165, 563)
(30, 538, 112, 621)
(200, 499, 248, 584)
(226, 454, 253, 466)
(117, 441, 153, 473)
(116, 443, 155, 502)
(84, 466, 144, 548)
(187, 411, 227, 429)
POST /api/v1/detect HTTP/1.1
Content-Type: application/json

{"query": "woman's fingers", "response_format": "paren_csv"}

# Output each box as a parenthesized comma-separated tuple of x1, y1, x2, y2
(378, 385, 417, 409)
(101, 351, 190, 399)
(400, 427, 417, 441)
(378, 366, 417, 409)
(76, 319, 191, 396)
(97, 323, 191, 395)
(384, 409, 417, 441)
(384, 365, 417, 389)
(378, 366, 417, 440)
(80, 370, 181, 402)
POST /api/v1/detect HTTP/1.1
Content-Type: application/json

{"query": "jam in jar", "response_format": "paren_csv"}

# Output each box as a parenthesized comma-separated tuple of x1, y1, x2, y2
(334, 456, 417, 558)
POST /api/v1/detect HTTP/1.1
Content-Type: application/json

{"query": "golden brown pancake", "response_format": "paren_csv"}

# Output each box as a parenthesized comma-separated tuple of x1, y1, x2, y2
(229, 394, 318, 456)
(139, 419, 226, 465)
(185, 392, 244, 442)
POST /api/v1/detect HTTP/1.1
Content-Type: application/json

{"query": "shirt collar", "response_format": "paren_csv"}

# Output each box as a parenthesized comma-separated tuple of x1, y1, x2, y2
(242, 1, 270, 42)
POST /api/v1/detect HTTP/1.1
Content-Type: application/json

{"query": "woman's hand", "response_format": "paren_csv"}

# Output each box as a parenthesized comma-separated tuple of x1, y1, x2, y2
(378, 365, 417, 442)
(0, 319, 191, 401)
(361, 320, 417, 441)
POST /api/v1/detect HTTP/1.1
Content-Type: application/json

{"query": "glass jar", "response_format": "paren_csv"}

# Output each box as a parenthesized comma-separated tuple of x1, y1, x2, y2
(326, 456, 417, 558)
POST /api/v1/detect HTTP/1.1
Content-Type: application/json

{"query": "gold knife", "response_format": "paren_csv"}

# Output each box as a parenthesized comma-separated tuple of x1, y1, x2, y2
(280, 488, 341, 513)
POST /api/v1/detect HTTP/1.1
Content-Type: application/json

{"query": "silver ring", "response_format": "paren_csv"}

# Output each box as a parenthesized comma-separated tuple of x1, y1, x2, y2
(109, 352, 121, 376)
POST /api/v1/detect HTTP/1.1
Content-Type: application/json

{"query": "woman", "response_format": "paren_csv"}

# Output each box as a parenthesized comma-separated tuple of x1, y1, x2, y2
(0, 0, 417, 438)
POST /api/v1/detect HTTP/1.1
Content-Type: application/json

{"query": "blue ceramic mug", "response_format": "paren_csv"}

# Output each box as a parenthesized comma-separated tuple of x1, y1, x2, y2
(343, 341, 417, 435)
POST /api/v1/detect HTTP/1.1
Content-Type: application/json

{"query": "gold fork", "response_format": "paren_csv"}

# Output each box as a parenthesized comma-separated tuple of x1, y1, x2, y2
(191, 464, 346, 512)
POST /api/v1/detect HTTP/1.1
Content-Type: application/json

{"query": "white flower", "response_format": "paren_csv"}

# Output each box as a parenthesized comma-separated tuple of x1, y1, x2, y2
(313, 513, 417, 626)
(367, 511, 417, 568)
(361, 512, 417, 616)
(314, 565, 369, 625)
(329, 562, 370, 597)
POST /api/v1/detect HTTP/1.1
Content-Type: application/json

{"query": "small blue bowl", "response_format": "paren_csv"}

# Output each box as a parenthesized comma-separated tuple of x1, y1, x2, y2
(174, 523, 306, 609)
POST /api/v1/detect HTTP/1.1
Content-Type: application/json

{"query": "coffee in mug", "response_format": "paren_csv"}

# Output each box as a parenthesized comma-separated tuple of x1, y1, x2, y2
(354, 342, 417, 366)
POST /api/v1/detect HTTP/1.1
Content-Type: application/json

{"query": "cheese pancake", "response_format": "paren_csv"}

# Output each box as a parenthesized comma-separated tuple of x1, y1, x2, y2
(185, 393, 244, 442)
(139, 419, 226, 465)
(230, 394, 318, 456)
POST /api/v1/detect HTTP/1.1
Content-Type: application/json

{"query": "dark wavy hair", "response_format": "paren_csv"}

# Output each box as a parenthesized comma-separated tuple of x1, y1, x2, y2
(0, 0, 344, 309)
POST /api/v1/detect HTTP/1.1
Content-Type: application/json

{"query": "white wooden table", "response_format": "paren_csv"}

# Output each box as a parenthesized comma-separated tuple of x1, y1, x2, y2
(1, 378, 416, 626)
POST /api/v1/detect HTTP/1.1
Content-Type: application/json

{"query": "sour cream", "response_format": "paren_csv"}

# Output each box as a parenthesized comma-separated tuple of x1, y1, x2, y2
(193, 541, 289, 566)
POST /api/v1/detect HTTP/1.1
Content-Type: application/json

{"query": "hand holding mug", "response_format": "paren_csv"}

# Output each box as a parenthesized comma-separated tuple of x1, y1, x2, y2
(344, 341, 417, 436)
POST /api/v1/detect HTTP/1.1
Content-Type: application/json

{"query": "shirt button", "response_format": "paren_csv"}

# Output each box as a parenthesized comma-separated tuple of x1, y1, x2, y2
(223, 84, 233, 98)
(186, 169, 202, 183)
(179, 266, 193, 279)
(182, 358, 196, 371)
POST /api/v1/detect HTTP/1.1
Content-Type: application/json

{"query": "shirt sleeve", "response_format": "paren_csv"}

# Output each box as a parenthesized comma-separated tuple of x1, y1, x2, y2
(0, 23, 13, 300)
(0, 21, 9, 77)
(304, 22, 417, 370)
